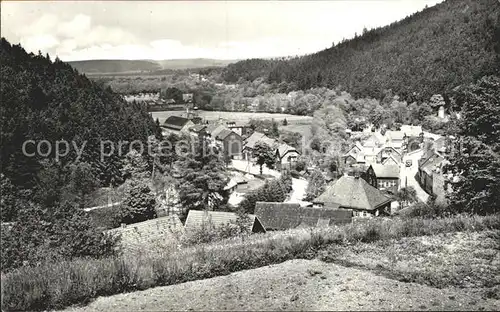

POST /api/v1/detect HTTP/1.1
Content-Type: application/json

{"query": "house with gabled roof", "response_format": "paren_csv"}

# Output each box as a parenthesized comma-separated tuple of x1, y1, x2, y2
(382, 153, 401, 166)
(184, 210, 266, 233)
(313, 175, 392, 217)
(206, 124, 243, 160)
(226, 121, 251, 137)
(276, 143, 300, 169)
(163, 116, 194, 133)
(370, 163, 400, 191)
(189, 124, 208, 138)
(254, 202, 352, 230)
(242, 131, 277, 159)
(418, 151, 446, 195)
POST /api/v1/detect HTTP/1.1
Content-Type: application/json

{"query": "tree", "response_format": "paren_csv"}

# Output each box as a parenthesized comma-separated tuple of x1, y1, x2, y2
(252, 142, 276, 175)
(175, 140, 230, 219)
(0, 174, 31, 222)
(120, 149, 151, 181)
(64, 162, 100, 208)
(121, 181, 157, 224)
(396, 186, 417, 209)
(445, 76, 500, 215)
(239, 176, 291, 214)
(271, 119, 279, 137)
(305, 171, 326, 201)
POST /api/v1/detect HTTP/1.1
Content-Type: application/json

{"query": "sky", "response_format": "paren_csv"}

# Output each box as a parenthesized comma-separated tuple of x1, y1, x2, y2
(1, 0, 444, 61)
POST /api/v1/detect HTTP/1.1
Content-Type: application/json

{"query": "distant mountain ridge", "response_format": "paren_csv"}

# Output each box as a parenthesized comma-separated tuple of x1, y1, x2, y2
(68, 58, 239, 74)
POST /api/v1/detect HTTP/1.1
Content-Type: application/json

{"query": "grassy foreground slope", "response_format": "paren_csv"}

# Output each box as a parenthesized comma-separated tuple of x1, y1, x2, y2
(62, 231, 500, 312)
(2, 214, 499, 311)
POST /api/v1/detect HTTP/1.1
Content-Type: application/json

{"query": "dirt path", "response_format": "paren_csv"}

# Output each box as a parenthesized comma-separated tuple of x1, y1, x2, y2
(64, 259, 499, 311)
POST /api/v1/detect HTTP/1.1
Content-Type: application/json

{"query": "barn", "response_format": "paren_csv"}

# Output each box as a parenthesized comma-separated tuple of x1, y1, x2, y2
(254, 202, 352, 231)
(184, 210, 266, 233)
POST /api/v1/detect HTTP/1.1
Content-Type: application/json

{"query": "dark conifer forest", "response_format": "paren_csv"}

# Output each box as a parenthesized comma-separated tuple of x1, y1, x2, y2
(0, 38, 157, 192)
(222, 0, 500, 102)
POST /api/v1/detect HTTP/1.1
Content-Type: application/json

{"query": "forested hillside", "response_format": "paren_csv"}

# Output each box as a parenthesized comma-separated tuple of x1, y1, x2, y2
(222, 0, 500, 102)
(0, 38, 157, 191)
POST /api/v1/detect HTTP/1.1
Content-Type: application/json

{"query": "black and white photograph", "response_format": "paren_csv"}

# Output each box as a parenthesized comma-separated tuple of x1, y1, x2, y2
(1, 0, 499, 311)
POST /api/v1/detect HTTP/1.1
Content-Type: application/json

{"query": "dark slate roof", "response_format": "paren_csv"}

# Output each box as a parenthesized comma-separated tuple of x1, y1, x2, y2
(184, 210, 266, 233)
(313, 176, 392, 211)
(190, 125, 207, 133)
(164, 116, 191, 130)
(215, 128, 238, 141)
(254, 202, 352, 230)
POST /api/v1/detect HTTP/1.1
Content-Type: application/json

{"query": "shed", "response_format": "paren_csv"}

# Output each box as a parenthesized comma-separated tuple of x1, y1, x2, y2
(254, 202, 352, 230)
(184, 210, 266, 233)
(107, 215, 184, 253)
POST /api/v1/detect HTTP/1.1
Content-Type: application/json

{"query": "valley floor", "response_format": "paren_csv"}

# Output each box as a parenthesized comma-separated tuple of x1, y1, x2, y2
(64, 231, 500, 311)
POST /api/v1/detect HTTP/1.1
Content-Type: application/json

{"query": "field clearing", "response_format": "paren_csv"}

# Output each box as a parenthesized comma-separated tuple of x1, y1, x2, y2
(280, 124, 313, 138)
(151, 110, 313, 125)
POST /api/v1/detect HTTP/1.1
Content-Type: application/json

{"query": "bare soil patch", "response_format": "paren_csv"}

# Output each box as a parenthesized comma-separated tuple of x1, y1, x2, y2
(64, 257, 499, 311)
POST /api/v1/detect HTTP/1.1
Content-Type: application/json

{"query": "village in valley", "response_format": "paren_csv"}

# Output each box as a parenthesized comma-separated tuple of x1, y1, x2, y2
(105, 89, 457, 246)
(1, 0, 499, 311)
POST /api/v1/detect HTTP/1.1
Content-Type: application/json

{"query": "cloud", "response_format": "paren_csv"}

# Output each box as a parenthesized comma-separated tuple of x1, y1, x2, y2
(21, 34, 59, 53)
(57, 14, 91, 38)
(2, 0, 446, 61)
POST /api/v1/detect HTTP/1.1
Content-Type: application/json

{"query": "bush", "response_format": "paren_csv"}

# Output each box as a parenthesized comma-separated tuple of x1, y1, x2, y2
(120, 182, 156, 225)
(400, 200, 453, 219)
(239, 174, 293, 213)
(87, 204, 124, 230)
(1, 202, 119, 272)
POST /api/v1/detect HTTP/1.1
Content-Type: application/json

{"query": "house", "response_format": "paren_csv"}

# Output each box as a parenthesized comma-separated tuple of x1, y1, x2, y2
(362, 133, 384, 148)
(254, 202, 352, 230)
(362, 146, 383, 164)
(346, 164, 377, 188)
(385, 131, 405, 149)
(189, 124, 208, 138)
(343, 142, 364, 165)
(313, 175, 392, 217)
(418, 151, 446, 196)
(381, 153, 401, 166)
(370, 164, 400, 191)
(401, 125, 423, 138)
(107, 215, 184, 254)
(208, 125, 243, 160)
(226, 121, 251, 137)
(163, 116, 194, 133)
(242, 131, 277, 160)
(184, 210, 266, 233)
(276, 143, 300, 170)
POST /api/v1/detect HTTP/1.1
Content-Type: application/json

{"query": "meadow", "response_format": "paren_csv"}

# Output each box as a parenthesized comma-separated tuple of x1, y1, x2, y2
(151, 110, 313, 125)
(2, 213, 499, 311)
